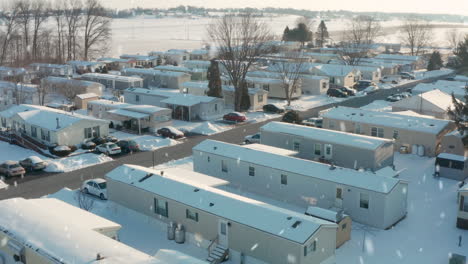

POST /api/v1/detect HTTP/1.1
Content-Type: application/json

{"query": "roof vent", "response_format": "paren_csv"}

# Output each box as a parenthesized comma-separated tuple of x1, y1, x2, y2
(287, 216, 292, 220)
(292, 221, 302, 228)
(139, 173, 154, 183)
(351, 113, 356, 115)
(209, 202, 214, 207)
(429, 124, 434, 126)
(213, 146, 217, 150)
(194, 188, 200, 192)
(360, 113, 364, 116)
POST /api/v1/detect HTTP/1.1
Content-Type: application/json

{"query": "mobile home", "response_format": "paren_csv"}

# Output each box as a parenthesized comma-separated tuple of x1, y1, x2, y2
(193, 140, 408, 229)
(81, 73, 143, 90)
(121, 68, 191, 89)
(106, 165, 338, 264)
(260, 122, 394, 170)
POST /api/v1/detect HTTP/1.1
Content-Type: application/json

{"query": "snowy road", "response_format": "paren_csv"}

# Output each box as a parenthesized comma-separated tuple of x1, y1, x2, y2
(0, 75, 450, 200)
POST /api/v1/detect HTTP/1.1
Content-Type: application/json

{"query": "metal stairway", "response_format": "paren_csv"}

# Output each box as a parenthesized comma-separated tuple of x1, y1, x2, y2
(207, 244, 229, 264)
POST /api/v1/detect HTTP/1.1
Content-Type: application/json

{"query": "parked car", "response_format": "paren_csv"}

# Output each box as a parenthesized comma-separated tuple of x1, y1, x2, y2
(81, 178, 107, 200)
(91, 137, 107, 146)
(263, 104, 285, 114)
(363, 85, 379, 94)
(399, 92, 412, 98)
(338, 87, 356, 96)
(19, 156, 47, 171)
(96, 142, 121, 155)
(380, 75, 401, 84)
(104, 135, 118, 143)
(157, 127, 185, 139)
(399, 72, 415, 80)
(82, 140, 96, 150)
(386, 94, 403, 102)
(302, 117, 323, 128)
(223, 112, 247, 123)
(244, 133, 261, 144)
(282, 110, 302, 124)
(327, 88, 348, 98)
(0, 161, 26, 178)
(354, 80, 376, 91)
(116, 139, 140, 153)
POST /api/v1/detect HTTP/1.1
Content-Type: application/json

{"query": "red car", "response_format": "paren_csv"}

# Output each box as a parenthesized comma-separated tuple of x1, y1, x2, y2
(157, 127, 185, 139)
(223, 112, 247, 122)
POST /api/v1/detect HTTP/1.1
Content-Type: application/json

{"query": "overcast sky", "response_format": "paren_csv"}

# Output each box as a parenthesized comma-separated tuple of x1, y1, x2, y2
(101, 0, 468, 16)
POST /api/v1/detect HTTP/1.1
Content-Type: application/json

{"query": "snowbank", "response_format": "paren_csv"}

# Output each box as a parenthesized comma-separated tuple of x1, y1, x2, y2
(174, 121, 230, 136)
(45, 153, 113, 173)
(0, 180, 8, 190)
(110, 130, 180, 151)
(0, 141, 48, 164)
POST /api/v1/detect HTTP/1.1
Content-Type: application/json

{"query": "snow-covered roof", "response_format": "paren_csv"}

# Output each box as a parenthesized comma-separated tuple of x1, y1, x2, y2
(313, 64, 358, 77)
(374, 54, 420, 62)
(123, 105, 170, 114)
(242, 142, 298, 156)
(123, 68, 190, 78)
(322, 107, 452, 134)
(106, 164, 335, 244)
(11, 104, 107, 131)
(0, 198, 203, 264)
(437, 153, 467, 162)
(246, 76, 283, 84)
(43, 76, 102, 87)
(154, 65, 191, 73)
(29, 63, 71, 69)
(0, 104, 41, 118)
(77, 93, 100, 99)
(161, 93, 218, 106)
(107, 109, 149, 119)
(160, 167, 230, 187)
(68, 60, 103, 67)
(193, 140, 402, 193)
(261, 122, 393, 150)
(183, 81, 208, 89)
(413, 80, 467, 98)
(0, 81, 37, 92)
(88, 99, 131, 108)
(183, 60, 211, 68)
(82, 73, 143, 82)
(454, 75, 468, 82)
(120, 54, 157, 61)
(190, 49, 209, 55)
(98, 57, 135, 63)
(305, 206, 344, 223)
(392, 89, 458, 112)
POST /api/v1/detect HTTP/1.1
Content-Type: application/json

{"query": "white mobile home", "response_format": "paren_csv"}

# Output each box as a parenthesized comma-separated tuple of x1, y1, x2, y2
(155, 65, 207, 81)
(392, 89, 459, 120)
(42, 76, 104, 97)
(373, 54, 424, 71)
(0, 198, 203, 264)
(124, 88, 224, 121)
(244, 76, 301, 99)
(29, 63, 73, 77)
(120, 54, 158, 68)
(193, 140, 408, 229)
(412, 81, 467, 101)
(1, 104, 109, 146)
(311, 64, 360, 88)
(67, 60, 105, 74)
(98, 57, 137, 71)
(322, 107, 455, 157)
(247, 71, 329, 95)
(0, 66, 30, 82)
(260, 122, 394, 170)
(81, 73, 143, 90)
(436, 153, 468, 181)
(189, 49, 210, 60)
(106, 165, 338, 264)
(121, 68, 191, 89)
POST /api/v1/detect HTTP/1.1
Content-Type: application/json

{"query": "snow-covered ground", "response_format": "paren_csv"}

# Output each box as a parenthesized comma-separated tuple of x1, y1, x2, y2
(269, 94, 344, 111)
(48, 188, 213, 263)
(0, 180, 8, 190)
(0, 141, 48, 164)
(360, 100, 392, 112)
(110, 130, 180, 151)
(44, 153, 113, 173)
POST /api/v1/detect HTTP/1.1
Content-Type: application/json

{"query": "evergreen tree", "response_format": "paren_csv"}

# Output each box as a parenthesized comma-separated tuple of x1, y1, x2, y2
(448, 83, 468, 138)
(282, 26, 290, 41)
(316, 20, 329, 48)
(239, 81, 251, 111)
(427, 51, 443, 71)
(454, 36, 468, 69)
(207, 59, 223, 98)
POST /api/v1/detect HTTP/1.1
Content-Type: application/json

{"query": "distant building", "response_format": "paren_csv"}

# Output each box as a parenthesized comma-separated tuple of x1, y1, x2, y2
(29, 63, 73, 77)
(74, 93, 100, 110)
(121, 68, 191, 90)
(81, 73, 143, 90)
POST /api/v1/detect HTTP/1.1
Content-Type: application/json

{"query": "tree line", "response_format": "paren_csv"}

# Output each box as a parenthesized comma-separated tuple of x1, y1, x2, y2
(0, 0, 111, 67)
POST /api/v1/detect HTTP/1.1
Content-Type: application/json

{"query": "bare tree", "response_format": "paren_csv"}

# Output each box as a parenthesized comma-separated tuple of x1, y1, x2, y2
(446, 29, 462, 51)
(31, 0, 49, 61)
(336, 16, 382, 65)
(82, 0, 111, 60)
(0, 1, 20, 65)
(63, 0, 82, 61)
(207, 13, 273, 111)
(17, 0, 32, 62)
(400, 18, 432, 56)
(272, 52, 304, 106)
(75, 190, 95, 211)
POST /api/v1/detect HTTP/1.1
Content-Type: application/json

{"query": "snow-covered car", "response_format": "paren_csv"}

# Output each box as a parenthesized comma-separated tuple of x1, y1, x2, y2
(81, 178, 107, 200)
(82, 140, 97, 150)
(363, 85, 379, 94)
(399, 72, 415, 80)
(223, 112, 247, 123)
(157, 126, 185, 139)
(380, 75, 401, 84)
(19, 156, 48, 171)
(302, 117, 323, 128)
(244, 133, 261, 144)
(386, 94, 402, 102)
(0, 161, 26, 178)
(96, 142, 121, 155)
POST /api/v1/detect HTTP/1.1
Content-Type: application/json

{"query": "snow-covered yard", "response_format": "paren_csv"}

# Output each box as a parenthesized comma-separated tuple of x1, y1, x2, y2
(269, 94, 344, 111)
(44, 153, 113, 173)
(0, 141, 48, 164)
(0, 180, 8, 190)
(110, 130, 180, 151)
